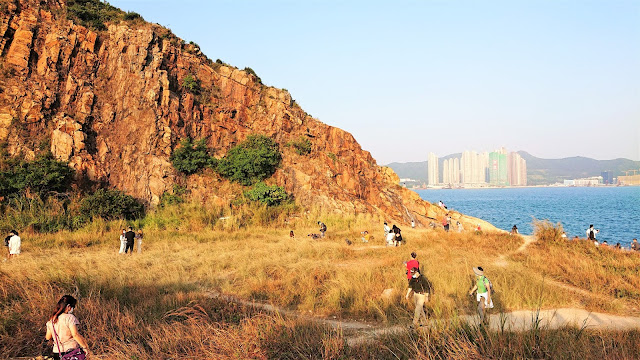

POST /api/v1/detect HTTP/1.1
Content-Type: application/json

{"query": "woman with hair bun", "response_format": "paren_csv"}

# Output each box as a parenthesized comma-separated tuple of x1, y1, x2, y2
(45, 295, 91, 359)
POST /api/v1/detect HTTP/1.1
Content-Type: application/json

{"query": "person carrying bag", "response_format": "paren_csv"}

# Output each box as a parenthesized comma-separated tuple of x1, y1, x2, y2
(45, 295, 91, 360)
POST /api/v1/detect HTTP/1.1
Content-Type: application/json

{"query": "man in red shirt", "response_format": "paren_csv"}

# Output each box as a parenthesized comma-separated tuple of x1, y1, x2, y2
(405, 252, 419, 283)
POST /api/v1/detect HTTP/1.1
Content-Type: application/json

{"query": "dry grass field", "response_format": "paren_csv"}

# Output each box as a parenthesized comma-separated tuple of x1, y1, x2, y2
(2, 205, 640, 359)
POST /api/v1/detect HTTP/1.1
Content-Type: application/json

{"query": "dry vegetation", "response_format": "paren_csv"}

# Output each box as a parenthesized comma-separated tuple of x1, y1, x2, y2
(1, 206, 640, 359)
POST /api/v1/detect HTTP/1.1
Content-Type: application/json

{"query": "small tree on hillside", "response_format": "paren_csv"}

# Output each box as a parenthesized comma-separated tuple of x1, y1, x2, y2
(170, 138, 214, 175)
(216, 135, 282, 186)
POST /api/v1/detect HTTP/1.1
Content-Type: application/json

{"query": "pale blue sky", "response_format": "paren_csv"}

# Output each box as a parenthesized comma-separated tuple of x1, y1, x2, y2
(110, 0, 640, 163)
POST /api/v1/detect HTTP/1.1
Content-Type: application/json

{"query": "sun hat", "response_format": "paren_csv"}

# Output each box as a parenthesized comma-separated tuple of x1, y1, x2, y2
(473, 267, 484, 276)
(410, 267, 419, 273)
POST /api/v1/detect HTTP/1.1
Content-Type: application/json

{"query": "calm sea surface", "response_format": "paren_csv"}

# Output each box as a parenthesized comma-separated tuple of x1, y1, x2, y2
(415, 186, 640, 247)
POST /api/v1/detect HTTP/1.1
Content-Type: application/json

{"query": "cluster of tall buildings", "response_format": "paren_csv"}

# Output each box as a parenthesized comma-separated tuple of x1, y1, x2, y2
(428, 147, 527, 187)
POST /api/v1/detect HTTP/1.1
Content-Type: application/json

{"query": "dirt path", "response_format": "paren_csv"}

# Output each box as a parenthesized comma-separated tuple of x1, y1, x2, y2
(494, 234, 536, 267)
(207, 289, 640, 346)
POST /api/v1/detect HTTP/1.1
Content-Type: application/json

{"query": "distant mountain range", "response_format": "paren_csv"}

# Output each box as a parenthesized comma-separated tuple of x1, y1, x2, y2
(386, 152, 640, 185)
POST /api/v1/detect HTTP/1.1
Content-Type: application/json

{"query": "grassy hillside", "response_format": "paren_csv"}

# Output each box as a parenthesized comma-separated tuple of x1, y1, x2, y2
(2, 207, 640, 358)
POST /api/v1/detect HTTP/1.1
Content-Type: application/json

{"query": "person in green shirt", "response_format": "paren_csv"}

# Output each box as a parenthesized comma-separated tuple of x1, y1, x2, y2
(468, 266, 493, 323)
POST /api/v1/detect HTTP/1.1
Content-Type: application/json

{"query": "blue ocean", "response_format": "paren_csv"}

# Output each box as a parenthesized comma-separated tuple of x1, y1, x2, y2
(415, 186, 640, 247)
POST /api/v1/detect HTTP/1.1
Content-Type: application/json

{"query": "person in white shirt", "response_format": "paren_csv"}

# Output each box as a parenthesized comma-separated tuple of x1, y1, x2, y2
(7, 230, 20, 259)
(119, 229, 126, 254)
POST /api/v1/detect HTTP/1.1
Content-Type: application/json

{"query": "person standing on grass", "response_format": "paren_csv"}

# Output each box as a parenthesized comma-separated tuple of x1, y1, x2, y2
(631, 238, 639, 251)
(384, 222, 391, 239)
(457, 221, 464, 232)
(404, 252, 419, 283)
(318, 221, 327, 238)
(118, 229, 126, 254)
(45, 295, 91, 359)
(124, 227, 136, 254)
(586, 225, 599, 241)
(405, 267, 431, 327)
(511, 225, 518, 235)
(469, 266, 493, 323)
(6, 230, 20, 259)
(136, 229, 144, 254)
(442, 214, 450, 232)
(392, 225, 403, 246)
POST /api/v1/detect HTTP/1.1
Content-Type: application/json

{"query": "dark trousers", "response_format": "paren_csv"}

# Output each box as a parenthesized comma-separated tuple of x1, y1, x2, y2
(125, 241, 134, 253)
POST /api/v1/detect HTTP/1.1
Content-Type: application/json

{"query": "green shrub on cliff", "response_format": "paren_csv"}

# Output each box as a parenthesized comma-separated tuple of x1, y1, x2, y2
(170, 138, 215, 175)
(0, 153, 74, 199)
(79, 189, 144, 221)
(217, 135, 282, 186)
(286, 137, 312, 156)
(66, 0, 125, 31)
(244, 182, 289, 206)
(182, 74, 201, 94)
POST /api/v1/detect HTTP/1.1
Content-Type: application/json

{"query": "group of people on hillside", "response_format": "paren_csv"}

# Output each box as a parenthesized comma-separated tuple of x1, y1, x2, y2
(578, 225, 638, 252)
(119, 227, 144, 254)
(384, 222, 403, 246)
(403, 251, 493, 326)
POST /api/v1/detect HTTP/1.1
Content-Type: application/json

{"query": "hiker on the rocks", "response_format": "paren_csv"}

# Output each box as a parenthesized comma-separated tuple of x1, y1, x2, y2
(118, 229, 126, 254)
(136, 230, 144, 254)
(405, 267, 431, 327)
(392, 225, 402, 245)
(511, 225, 518, 235)
(124, 227, 136, 254)
(45, 295, 91, 359)
(411, 220, 415, 228)
(318, 221, 327, 238)
(6, 230, 20, 259)
(457, 221, 464, 232)
(438, 200, 447, 210)
(383, 222, 391, 238)
(404, 252, 419, 283)
(586, 225, 599, 241)
(632, 238, 639, 251)
(468, 266, 493, 323)
(442, 214, 451, 232)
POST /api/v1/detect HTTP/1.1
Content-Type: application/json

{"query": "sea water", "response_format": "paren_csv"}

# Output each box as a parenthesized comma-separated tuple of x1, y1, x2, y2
(415, 186, 640, 247)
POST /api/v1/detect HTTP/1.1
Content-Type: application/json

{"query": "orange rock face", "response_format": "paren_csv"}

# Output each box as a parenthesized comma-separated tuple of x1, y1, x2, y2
(0, 0, 495, 230)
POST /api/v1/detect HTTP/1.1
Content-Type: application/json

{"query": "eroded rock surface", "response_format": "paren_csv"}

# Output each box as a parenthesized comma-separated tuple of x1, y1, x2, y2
(0, 0, 495, 230)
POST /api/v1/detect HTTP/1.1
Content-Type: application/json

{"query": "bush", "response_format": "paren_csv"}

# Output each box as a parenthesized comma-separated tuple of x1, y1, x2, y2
(216, 135, 282, 186)
(182, 74, 201, 94)
(160, 185, 188, 207)
(533, 219, 564, 242)
(0, 153, 74, 199)
(244, 182, 289, 206)
(286, 137, 312, 156)
(243, 67, 262, 84)
(124, 11, 142, 21)
(79, 189, 144, 221)
(66, 0, 125, 31)
(0, 195, 83, 233)
(170, 139, 214, 175)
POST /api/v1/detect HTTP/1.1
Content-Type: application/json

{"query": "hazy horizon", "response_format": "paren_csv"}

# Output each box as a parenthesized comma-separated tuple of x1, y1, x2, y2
(110, 0, 640, 163)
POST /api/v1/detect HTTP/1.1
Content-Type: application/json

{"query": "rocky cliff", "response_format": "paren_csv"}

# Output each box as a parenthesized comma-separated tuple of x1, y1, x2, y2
(0, 0, 495, 230)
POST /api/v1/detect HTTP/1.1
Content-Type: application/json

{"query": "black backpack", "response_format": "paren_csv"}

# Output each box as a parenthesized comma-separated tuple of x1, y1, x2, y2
(4, 236, 10, 247)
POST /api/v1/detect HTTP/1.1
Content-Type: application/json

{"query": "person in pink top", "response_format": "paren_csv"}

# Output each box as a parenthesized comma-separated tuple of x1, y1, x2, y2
(45, 295, 91, 359)
(404, 252, 420, 283)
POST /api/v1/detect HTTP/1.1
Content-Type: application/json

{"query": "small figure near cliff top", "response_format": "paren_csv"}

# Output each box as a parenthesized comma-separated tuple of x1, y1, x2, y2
(318, 221, 327, 238)
(457, 221, 463, 232)
(586, 225, 599, 241)
(632, 238, 639, 251)
(438, 200, 447, 210)
(511, 225, 518, 235)
(289, 230, 295, 238)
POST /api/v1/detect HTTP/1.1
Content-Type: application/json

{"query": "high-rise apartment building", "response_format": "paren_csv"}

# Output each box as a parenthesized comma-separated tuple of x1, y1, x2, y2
(489, 151, 508, 186)
(442, 158, 460, 184)
(507, 152, 528, 186)
(427, 152, 439, 186)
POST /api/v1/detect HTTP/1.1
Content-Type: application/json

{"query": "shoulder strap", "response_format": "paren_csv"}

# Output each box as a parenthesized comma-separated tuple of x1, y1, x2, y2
(50, 319, 64, 354)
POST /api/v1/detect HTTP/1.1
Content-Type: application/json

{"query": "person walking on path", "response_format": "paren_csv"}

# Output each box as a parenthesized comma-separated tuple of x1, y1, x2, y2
(383, 222, 391, 239)
(586, 225, 599, 241)
(45, 295, 91, 359)
(118, 229, 126, 254)
(632, 238, 640, 251)
(469, 266, 493, 323)
(136, 230, 144, 254)
(405, 267, 432, 327)
(124, 227, 136, 254)
(404, 252, 419, 283)
(6, 230, 20, 259)
(318, 221, 327, 238)
(511, 225, 518, 235)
